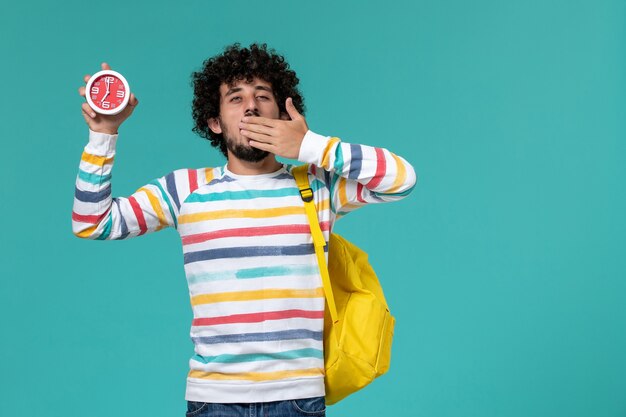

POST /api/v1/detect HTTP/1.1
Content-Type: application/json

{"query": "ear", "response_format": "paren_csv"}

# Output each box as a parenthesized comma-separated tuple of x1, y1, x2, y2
(208, 117, 222, 134)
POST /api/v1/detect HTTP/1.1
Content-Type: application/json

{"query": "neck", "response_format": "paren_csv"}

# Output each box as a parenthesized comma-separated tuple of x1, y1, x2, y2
(226, 153, 283, 175)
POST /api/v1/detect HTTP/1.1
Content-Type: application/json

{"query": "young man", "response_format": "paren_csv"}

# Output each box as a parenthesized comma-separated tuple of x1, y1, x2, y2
(73, 43, 416, 416)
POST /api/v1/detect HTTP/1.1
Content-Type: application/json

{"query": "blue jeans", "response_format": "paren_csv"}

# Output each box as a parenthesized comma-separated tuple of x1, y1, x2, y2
(185, 396, 326, 417)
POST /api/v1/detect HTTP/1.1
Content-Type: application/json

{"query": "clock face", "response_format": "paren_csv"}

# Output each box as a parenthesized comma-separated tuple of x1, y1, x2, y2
(85, 70, 130, 115)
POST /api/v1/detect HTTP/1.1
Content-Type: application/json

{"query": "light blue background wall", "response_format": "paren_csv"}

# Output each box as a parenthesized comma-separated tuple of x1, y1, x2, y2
(1, 1, 625, 416)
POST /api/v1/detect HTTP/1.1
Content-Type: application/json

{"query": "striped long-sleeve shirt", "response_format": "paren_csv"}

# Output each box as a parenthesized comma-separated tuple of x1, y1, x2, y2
(72, 129, 416, 403)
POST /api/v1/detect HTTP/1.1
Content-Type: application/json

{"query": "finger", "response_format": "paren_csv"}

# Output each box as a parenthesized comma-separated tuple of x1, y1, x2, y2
(239, 121, 273, 136)
(84, 74, 91, 83)
(241, 129, 273, 143)
(78, 86, 85, 97)
(241, 116, 277, 128)
(248, 140, 275, 152)
(285, 97, 302, 120)
(82, 108, 96, 121)
(81, 109, 92, 123)
(128, 93, 139, 107)
(82, 103, 97, 118)
(102, 62, 111, 70)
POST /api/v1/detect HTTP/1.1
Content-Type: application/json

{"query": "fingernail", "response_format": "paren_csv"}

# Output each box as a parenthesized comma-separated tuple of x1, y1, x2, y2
(91, 113, 96, 118)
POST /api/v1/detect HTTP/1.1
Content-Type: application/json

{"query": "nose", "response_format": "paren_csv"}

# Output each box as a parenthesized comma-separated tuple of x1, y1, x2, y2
(244, 95, 258, 117)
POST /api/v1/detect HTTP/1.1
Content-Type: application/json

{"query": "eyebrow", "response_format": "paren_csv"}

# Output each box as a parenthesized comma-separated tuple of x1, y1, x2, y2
(224, 85, 274, 97)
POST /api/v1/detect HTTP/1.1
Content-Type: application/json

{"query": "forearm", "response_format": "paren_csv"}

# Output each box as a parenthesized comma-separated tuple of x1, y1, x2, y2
(72, 130, 119, 239)
(297, 130, 417, 203)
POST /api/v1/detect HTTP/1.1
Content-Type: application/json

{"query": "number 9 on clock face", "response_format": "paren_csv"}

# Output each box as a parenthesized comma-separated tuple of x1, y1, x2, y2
(85, 69, 131, 115)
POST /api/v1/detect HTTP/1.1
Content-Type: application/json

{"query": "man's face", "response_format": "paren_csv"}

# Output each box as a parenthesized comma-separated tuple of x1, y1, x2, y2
(208, 77, 281, 162)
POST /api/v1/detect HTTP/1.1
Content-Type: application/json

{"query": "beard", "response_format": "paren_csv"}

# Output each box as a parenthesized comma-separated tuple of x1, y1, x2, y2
(221, 115, 269, 163)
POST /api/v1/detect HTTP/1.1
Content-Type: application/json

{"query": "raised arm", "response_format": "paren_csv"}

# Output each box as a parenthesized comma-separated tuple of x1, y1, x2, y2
(73, 63, 177, 240)
(72, 130, 180, 240)
(239, 97, 417, 216)
(297, 131, 416, 215)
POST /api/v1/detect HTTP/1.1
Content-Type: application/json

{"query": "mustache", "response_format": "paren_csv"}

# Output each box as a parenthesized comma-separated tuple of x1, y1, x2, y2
(244, 110, 260, 117)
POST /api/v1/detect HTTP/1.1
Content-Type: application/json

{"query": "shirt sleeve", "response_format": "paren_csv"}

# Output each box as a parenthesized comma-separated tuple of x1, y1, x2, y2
(297, 130, 417, 217)
(72, 130, 181, 240)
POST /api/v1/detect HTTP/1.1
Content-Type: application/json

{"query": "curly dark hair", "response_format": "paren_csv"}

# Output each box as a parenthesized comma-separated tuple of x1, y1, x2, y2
(191, 43, 306, 157)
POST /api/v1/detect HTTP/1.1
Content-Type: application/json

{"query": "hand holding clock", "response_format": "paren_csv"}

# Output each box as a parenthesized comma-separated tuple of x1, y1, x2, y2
(79, 62, 138, 135)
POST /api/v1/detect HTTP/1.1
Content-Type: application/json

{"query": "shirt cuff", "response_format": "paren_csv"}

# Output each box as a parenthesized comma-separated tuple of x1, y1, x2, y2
(297, 130, 332, 164)
(86, 129, 118, 156)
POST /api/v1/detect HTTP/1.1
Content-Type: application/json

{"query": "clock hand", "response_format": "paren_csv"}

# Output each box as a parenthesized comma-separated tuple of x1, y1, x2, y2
(100, 78, 111, 103)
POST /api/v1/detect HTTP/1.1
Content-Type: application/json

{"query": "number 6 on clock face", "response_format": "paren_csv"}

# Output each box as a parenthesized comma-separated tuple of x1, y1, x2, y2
(85, 69, 131, 115)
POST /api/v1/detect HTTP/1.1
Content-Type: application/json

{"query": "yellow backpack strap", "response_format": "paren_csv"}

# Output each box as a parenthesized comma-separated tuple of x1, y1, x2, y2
(293, 164, 339, 325)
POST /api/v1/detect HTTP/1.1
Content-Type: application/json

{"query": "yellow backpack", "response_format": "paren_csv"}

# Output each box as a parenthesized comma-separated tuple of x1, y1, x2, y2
(293, 165, 395, 405)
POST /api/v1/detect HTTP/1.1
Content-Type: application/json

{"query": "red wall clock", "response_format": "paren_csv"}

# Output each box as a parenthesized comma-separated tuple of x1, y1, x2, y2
(85, 70, 130, 115)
